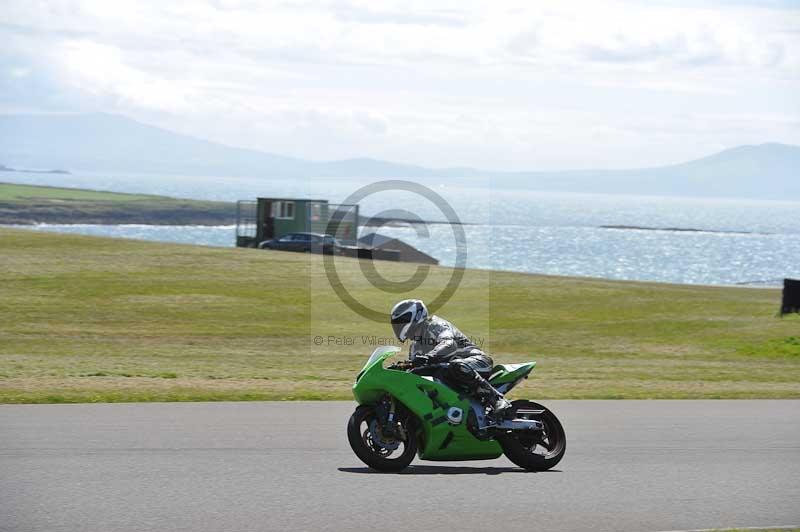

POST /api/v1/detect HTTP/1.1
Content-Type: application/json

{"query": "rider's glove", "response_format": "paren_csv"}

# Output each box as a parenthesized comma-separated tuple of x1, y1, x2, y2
(412, 355, 430, 368)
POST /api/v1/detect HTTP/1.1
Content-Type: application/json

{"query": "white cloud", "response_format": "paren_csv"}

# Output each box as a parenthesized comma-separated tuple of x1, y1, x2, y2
(0, 0, 798, 169)
(54, 40, 198, 112)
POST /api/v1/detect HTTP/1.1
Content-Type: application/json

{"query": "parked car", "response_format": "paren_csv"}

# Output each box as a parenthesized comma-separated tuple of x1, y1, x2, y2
(258, 232, 342, 254)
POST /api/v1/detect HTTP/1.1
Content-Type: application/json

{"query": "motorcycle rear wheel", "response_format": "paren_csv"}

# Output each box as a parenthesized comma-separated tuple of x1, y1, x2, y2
(347, 405, 417, 472)
(497, 400, 566, 471)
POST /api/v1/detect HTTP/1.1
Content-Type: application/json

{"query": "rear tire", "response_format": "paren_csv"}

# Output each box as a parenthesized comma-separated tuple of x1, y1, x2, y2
(347, 405, 417, 472)
(497, 400, 566, 471)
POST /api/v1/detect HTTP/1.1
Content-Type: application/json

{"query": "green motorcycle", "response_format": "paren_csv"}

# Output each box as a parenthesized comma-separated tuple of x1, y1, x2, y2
(347, 346, 566, 472)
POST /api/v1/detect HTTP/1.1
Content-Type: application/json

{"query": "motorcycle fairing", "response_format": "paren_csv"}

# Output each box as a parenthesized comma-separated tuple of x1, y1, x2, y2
(353, 347, 502, 461)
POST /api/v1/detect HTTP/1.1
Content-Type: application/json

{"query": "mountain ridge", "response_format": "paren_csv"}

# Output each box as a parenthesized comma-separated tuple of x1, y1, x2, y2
(1, 112, 797, 200)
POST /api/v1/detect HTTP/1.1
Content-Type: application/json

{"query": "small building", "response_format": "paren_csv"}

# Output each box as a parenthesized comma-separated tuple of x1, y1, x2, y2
(358, 233, 439, 265)
(236, 197, 359, 248)
(235, 196, 440, 266)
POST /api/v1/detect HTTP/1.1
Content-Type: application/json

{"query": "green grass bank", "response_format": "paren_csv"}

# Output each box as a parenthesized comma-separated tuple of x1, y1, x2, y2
(0, 182, 235, 225)
(0, 227, 798, 403)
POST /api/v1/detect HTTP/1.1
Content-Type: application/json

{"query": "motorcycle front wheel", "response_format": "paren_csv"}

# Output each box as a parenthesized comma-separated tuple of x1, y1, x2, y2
(497, 400, 566, 471)
(347, 405, 417, 472)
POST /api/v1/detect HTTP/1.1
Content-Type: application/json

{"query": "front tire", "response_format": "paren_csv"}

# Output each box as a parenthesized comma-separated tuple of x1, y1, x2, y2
(497, 400, 566, 471)
(347, 405, 417, 472)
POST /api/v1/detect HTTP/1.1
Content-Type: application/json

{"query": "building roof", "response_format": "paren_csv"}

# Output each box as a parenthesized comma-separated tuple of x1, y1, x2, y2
(358, 233, 439, 265)
(256, 197, 329, 203)
(359, 233, 394, 247)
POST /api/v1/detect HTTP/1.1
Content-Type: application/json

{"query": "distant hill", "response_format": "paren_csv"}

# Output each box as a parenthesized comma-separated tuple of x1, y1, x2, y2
(0, 112, 797, 200)
(498, 142, 800, 200)
(0, 113, 305, 178)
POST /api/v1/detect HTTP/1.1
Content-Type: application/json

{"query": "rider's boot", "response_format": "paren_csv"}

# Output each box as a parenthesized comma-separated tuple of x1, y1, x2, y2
(475, 379, 512, 420)
(449, 360, 512, 420)
(491, 395, 513, 418)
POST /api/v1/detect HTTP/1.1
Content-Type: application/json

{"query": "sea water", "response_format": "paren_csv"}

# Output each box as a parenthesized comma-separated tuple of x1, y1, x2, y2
(4, 171, 799, 286)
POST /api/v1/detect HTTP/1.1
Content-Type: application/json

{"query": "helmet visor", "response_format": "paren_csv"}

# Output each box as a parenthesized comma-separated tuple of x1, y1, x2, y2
(391, 312, 413, 341)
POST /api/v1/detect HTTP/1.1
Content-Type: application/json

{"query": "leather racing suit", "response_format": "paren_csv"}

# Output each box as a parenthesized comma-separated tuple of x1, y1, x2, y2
(408, 315, 508, 412)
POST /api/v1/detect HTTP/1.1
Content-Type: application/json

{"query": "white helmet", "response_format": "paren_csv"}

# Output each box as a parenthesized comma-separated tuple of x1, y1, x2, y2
(390, 299, 428, 342)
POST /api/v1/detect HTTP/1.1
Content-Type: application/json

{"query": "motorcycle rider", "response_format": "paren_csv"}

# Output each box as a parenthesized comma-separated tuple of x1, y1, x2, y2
(390, 299, 512, 418)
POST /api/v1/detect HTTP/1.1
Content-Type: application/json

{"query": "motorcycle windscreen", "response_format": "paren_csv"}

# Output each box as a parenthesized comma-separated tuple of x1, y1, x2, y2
(361, 346, 400, 371)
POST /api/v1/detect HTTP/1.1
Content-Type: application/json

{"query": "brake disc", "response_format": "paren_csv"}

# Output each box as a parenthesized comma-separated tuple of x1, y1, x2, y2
(368, 419, 401, 451)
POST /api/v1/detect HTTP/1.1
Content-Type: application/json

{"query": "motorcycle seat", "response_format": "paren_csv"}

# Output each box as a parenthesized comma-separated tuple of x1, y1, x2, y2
(488, 362, 536, 383)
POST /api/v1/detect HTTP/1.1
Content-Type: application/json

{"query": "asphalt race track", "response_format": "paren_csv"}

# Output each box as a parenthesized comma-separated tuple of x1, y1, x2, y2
(1, 401, 799, 532)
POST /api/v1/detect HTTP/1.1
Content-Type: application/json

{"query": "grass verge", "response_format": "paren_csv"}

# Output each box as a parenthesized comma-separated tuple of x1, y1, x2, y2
(1, 227, 798, 403)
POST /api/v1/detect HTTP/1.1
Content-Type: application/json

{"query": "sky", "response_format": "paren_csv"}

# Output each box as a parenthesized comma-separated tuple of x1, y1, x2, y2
(1, 0, 799, 171)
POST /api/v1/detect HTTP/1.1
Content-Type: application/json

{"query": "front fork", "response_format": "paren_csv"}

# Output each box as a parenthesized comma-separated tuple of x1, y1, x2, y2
(376, 394, 407, 440)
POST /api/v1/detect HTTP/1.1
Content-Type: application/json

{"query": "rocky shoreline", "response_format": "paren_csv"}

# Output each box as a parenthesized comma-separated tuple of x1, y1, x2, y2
(600, 224, 764, 235)
(0, 182, 236, 225)
(0, 201, 236, 225)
